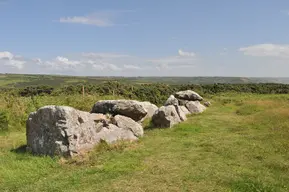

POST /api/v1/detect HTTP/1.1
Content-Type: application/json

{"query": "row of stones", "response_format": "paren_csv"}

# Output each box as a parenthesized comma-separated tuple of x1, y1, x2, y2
(26, 90, 209, 157)
(152, 90, 209, 128)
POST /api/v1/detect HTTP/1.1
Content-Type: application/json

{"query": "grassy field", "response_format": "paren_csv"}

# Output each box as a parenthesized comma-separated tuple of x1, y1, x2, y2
(0, 93, 289, 191)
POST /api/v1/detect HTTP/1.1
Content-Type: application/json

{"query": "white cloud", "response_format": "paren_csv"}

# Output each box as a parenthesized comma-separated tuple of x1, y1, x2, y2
(55, 56, 80, 66)
(123, 64, 141, 70)
(86, 60, 96, 65)
(239, 44, 289, 58)
(82, 52, 139, 71)
(178, 49, 196, 57)
(106, 63, 121, 71)
(59, 10, 132, 27)
(151, 56, 196, 64)
(33, 58, 42, 64)
(3, 47, 289, 77)
(82, 52, 131, 58)
(0, 51, 14, 60)
(156, 63, 169, 70)
(43, 56, 82, 71)
(7, 60, 26, 69)
(150, 50, 198, 70)
(59, 16, 113, 27)
(0, 51, 25, 69)
(152, 57, 197, 70)
(0, 50, 200, 75)
(92, 64, 105, 71)
(91, 61, 121, 71)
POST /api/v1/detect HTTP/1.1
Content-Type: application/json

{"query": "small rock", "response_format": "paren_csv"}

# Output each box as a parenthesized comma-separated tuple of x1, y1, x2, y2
(98, 124, 138, 144)
(164, 95, 179, 106)
(204, 101, 211, 107)
(112, 115, 144, 137)
(185, 101, 206, 114)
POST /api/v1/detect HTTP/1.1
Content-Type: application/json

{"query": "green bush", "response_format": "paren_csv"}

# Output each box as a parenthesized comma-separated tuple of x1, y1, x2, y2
(12, 82, 289, 106)
(0, 110, 9, 131)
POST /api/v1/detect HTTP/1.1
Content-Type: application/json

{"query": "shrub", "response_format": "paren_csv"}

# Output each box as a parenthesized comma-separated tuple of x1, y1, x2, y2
(0, 110, 9, 132)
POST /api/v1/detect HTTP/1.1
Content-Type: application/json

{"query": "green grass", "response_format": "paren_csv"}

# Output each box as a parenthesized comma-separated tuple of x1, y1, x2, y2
(0, 94, 289, 191)
(0, 78, 30, 87)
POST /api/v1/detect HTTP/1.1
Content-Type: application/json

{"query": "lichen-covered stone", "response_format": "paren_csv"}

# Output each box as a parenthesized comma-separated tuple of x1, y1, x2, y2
(152, 105, 181, 128)
(26, 106, 99, 157)
(26, 106, 141, 157)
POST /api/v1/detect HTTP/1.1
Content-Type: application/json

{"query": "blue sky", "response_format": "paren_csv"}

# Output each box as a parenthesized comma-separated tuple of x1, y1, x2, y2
(1, 0, 289, 76)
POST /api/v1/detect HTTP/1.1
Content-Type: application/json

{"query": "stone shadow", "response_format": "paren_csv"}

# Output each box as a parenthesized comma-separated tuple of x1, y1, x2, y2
(10, 145, 27, 154)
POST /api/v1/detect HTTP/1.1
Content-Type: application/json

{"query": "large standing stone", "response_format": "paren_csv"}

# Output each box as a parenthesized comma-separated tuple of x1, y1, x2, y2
(185, 101, 206, 114)
(91, 100, 147, 122)
(175, 90, 203, 101)
(27, 106, 141, 157)
(164, 95, 179, 106)
(140, 101, 158, 121)
(26, 106, 100, 157)
(112, 115, 144, 137)
(152, 105, 181, 128)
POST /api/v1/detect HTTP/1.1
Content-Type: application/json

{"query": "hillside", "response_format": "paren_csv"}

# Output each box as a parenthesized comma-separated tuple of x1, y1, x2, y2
(1, 74, 289, 88)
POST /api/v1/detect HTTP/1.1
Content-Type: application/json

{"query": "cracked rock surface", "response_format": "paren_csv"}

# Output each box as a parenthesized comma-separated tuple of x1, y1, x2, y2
(26, 106, 142, 157)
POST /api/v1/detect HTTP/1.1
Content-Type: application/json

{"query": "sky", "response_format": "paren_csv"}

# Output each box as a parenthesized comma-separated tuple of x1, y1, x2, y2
(1, 0, 289, 77)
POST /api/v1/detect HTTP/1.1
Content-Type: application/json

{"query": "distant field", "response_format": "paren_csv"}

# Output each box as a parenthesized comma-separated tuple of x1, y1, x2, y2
(0, 94, 289, 191)
(1, 73, 289, 88)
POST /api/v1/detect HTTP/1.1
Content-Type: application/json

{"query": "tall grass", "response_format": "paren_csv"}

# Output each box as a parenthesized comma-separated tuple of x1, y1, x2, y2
(0, 93, 123, 132)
